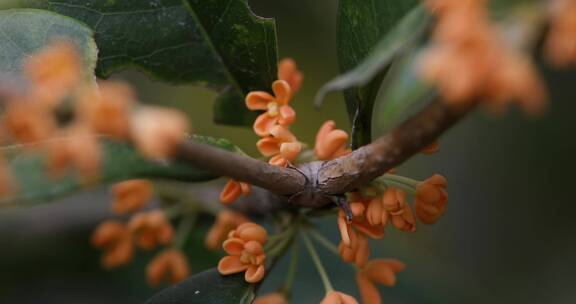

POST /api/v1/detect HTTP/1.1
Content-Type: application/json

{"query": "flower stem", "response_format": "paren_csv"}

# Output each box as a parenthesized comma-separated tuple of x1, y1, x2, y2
(302, 231, 334, 293)
(308, 229, 339, 256)
(173, 212, 197, 249)
(280, 239, 300, 298)
(383, 174, 420, 188)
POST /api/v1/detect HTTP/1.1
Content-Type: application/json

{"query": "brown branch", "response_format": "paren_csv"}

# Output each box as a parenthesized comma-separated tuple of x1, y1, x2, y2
(316, 98, 476, 194)
(175, 98, 475, 207)
(175, 141, 306, 195)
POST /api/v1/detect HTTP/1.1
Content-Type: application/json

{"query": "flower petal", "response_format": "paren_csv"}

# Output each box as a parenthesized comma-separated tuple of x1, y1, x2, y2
(315, 121, 336, 149)
(246, 91, 274, 110)
(278, 105, 296, 125)
(253, 113, 278, 137)
(243, 240, 264, 255)
(364, 259, 405, 287)
(223, 238, 245, 255)
(354, 233, 370, 268)
(237, 223, 268, 244)
(271, 80, 292, 105)
(220, 180, 242, 205)
(356, 272, 381, 304)
(318, 129, 348, 160)
(269, 155, 288, 167)
(257, 137, 281, 157)
(269, 125, 297, 142)
(218, 255, 249, 275)
(280, 142, 301, 161)
(338, 216, 351, 247)
(245, 264, 265, 283)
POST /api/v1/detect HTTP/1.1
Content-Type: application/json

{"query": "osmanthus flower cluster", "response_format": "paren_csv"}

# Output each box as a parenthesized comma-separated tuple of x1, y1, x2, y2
(420, 0, 547, 115)
(206, 58, 449, 304)
(0, 39, 196, 287)
(5, 1, 575, 302)
(220, 59, 304, 205)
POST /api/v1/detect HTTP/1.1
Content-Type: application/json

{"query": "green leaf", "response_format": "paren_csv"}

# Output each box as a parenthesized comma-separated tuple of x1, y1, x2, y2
(20, 0, 279, 126)
(1, 135, 239, 206)
(331, 0, 419, 148)
(0, 8, 97, 80)
(145, 268, 254, 304)
(371, 47, 434, 138)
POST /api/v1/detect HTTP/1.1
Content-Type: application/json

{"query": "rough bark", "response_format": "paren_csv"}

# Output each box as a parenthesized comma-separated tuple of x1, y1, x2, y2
(176, 98, 475, 208)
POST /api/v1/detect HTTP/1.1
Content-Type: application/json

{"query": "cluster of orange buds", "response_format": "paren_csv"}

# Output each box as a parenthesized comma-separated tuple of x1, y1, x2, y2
(128, 210, 174, 250)
(337, 174, 448, 262)
(146, 249, 191, 287)
(219, 59, 303, 204)
(110, 179, 153, 214)
(545, 0, 576, 67)
(414, 174, 448, 224)
(1, 39, 191, 197)
(419, 0, 547, 115)
(92, 209, 190, 286)
(205, 209, 249, 250)
(218, 222, 268, 283)
(91, 220, 134, 269)
(355, 259, 406, 304)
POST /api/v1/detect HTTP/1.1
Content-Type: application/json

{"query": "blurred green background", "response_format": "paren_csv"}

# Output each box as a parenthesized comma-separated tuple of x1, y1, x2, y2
(1, 1, 575, 303)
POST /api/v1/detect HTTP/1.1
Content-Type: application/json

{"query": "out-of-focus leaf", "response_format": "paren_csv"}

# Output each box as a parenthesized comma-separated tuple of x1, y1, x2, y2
(20, 0, 278, 126)
(145, 269, 254, 304)
(371, 48, 434, 138)
(316, 6, 428, 105)
(0, 135, 240, 205)
(332, 0, 419, 148)
(0, 9, 96, 80)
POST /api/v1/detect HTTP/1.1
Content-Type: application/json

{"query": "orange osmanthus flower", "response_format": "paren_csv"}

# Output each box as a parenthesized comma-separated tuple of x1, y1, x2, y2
(257, 125, 301, 167)
(220, 179, 252, 205)
(320, 291, 359, 304)
(338, 193, 386, 248)
(246, 80, 296, 137)
(91, 220, 134, 269)
(205, 209, 249, 250)
(338, 228, 371, 268)
(46, 126, 102, 181)
(146, 249, 191, 287)
(356, 259, 406, 304)
(414, 174, 448, 224)
(382, 188, 416, 232)
(130, 106, 190, 160)
(128, 210, 174, 250)
(3, 102, 56, 145)
(78, 81, 136, 140)
(315, 120, 350, 161)
(218, 222, 268, 283)
(420, 0, 547, 115)
(254, 292, 288, 304)
(545, 0, 576, 67)
(278, 58, 303, 94)
(24, 39, 82, 107)
(111, 179, 153, 214)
